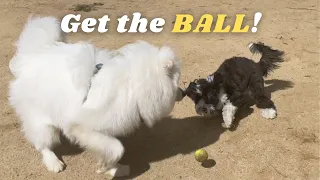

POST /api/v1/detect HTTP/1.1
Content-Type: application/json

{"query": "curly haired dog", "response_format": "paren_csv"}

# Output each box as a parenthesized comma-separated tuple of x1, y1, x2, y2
(184, 42, 284, 128)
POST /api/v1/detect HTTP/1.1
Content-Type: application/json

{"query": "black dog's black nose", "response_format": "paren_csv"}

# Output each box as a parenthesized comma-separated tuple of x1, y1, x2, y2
(202, 108, 208, 114)
(175, 87, 186, 101)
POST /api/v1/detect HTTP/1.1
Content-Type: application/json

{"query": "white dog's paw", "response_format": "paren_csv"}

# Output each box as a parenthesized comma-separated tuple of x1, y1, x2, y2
(105, 164, 130, 177)
(261, 108, 277, 119)
(96, 166, 108, 174)
(41, 149, 65, 173)
(43, 157, 65, 173)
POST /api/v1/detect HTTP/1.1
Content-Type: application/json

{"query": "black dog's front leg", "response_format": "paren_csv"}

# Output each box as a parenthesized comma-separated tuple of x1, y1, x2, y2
(221, 90, 246, 129)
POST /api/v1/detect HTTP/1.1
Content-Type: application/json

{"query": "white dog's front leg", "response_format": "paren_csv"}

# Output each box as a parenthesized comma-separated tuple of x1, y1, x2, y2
(67, 124, 130, 177)
(96, 160, 130, 177)
(93, 136, 130, 177)
(41, 148, 65, 172)
(222, 101, 238, 128)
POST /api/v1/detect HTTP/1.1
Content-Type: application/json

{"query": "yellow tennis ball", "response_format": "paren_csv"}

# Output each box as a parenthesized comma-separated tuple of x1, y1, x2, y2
(194, 149, 208, 162)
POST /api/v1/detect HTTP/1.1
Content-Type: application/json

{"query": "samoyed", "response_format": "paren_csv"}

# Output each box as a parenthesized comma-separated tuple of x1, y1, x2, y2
(8, 16, 183, 177)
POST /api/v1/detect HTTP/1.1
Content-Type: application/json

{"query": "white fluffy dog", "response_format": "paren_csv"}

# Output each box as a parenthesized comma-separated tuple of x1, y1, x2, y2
(9, 16, 182, 177)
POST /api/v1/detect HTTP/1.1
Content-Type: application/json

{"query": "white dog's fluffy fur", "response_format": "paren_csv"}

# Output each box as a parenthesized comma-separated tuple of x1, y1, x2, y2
(9, 16, 181, 177)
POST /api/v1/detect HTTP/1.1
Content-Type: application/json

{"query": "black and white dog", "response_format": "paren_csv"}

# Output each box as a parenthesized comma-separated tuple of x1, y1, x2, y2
(184, 42, 284, 128)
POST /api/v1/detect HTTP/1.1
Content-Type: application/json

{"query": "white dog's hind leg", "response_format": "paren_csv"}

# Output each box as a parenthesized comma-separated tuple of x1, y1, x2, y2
(222, 101, 238, 128)
(67, 124, 130, 177)
(22, 120, 64, 172)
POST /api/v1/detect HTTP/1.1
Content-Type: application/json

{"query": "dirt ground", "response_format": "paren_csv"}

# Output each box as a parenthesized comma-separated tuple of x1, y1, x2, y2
(0, 0, 319, 179)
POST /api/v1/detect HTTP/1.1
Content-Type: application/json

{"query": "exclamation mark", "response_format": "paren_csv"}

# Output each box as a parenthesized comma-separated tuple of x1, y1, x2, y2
(251, 12, 262, 33)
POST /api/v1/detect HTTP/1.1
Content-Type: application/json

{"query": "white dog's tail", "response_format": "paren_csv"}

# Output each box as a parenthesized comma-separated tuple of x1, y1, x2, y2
(15, 16, 64, 53)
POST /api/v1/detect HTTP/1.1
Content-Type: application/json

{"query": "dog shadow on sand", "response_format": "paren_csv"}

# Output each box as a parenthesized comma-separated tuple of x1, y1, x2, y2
(264, 79, 294, 98)
(118, 110, 253, 179)
(54, 79, 294, 179)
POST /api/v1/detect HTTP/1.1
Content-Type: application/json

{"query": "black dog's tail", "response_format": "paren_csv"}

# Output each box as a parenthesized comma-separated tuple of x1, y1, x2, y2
(248, 42, 284, 77)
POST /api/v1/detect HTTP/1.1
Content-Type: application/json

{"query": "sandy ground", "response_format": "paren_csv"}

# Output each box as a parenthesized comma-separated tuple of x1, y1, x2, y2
(0, 0, 319, 179)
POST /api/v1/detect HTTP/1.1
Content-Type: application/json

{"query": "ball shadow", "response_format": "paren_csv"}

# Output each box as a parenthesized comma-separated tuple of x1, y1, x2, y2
(201, 159, 216, 168)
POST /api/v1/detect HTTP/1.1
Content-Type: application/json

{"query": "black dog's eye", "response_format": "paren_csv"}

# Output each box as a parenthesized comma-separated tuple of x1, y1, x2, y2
(205, 91, 219, 105)
(190, 82, 198, 88)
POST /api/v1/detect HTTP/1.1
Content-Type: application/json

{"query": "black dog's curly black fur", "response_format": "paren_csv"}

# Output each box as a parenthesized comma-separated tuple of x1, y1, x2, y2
(185, 42, 284, 118)
(212, 42, 284, 109)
